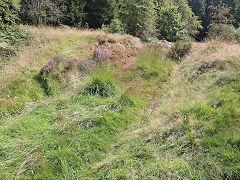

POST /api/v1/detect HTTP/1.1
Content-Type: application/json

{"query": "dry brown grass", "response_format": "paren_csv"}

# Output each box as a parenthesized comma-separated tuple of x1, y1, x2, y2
(187, 40, 240, 63)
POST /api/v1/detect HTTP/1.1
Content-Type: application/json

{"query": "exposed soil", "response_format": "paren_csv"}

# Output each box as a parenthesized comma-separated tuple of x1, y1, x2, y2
(95, 37, 139, 74)
(190, 61, 220, 81)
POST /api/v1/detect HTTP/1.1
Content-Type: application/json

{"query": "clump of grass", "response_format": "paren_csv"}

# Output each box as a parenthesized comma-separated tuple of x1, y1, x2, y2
(168, 41, 192, 62)
(83, 71, 118, 97)
(122, 45, 174, 101)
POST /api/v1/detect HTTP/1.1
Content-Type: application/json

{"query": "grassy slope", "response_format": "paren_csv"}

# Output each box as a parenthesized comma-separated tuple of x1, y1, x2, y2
(90, 42, 240, 179)
(0, 27, 239, 179)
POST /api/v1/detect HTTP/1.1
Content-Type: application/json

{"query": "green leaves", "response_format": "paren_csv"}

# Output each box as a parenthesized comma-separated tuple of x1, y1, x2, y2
(0, 23, 30, 47)
(0, 0, 20, 24)
(156, 6, 189, 42)
(118, 0, 157, 41)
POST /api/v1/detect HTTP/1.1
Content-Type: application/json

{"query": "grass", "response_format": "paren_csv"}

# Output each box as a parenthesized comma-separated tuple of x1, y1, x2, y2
(121, 45, 174, 102)
(0, 67, 143, 179)
(0, 27, 239, 179)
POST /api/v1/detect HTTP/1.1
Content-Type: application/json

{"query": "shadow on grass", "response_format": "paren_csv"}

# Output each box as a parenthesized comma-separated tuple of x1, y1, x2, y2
(34, 73, 51, 96)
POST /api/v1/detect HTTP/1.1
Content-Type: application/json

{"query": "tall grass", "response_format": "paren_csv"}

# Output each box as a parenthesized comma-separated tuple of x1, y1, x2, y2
(1, 27, 240, 179)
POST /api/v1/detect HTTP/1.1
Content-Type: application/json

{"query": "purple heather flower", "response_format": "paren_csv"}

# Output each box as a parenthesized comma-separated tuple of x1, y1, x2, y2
(64, 58, 78, 71)
(93, 47, 110, 64)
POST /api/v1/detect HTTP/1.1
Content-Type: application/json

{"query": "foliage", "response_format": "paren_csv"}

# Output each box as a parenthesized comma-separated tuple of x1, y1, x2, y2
(0, 23, 29, 47)
(206, 3, 239, 42)
(61, 0, 87, 27)
(156, 6, 189, 42)
(174, 0, 202, 36)
(20, 0, 65, 25)
(168, 41, 192, 62)
(189, 0, 240, 39)
(207, 23, 240, 42)
(84, 0, 116, 28)
(160, 0, 202, 38)
(102, 15, 125, 34)
(209, 4, 235, 25)
(0, 0, 20, 24)
(117, 0, 157, 41)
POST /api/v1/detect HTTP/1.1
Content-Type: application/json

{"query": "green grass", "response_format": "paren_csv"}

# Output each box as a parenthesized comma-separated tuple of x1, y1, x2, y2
(121, 46, 174, 102)
(0, 31, 95, 117)
(0, 28, 240, 179)
(0, 68, 143, 179)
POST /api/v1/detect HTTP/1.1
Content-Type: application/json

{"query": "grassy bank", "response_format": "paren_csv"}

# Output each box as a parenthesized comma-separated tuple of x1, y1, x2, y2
(0, 27, 239, 179)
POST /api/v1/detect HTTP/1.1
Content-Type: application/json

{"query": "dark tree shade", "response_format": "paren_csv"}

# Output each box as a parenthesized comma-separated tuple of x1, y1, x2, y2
(84, 0, 116, 28)
(61, 0, 87, 27)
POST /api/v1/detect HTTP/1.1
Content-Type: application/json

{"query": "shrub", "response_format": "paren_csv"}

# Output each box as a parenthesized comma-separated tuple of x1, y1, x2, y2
(102, 17, 125, 34)
(0, 23, 30, 48)
(38, 55, 80, 96)
(168, 41, 192, 62)
(83, 73, 117, 97)
(93, 47, 110, 64)
(40, 55, 64, 76)
(207, 23, 239, 42)
(0, 0, 20, 24)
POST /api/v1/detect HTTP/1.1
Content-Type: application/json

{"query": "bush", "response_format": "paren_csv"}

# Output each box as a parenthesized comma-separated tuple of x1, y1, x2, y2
(83, 73, 117, 97)
(38, 55, 83, 96)
(77, 60, 96, 73)
(168, 41, 192, 62)
(207, 23, 240, 43)
(0, 23, 30, 48)
(38, 47, 109, 96)
(0, 0, 20, 24)
(102, 17, 125, 34)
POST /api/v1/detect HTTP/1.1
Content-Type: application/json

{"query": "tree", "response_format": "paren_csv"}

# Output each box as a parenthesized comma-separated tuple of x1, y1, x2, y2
(156, 5, 189, 41)
(0, 0, 21, 24)
(20, 0, 65, 25)
(84, 0, 116, 28)
(189, 0, 240, 38)
(159, 0, 202, 38)
(118, 0, 157, 41)
(61, 0, 87, 27)
(209, 4, 235, 25)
